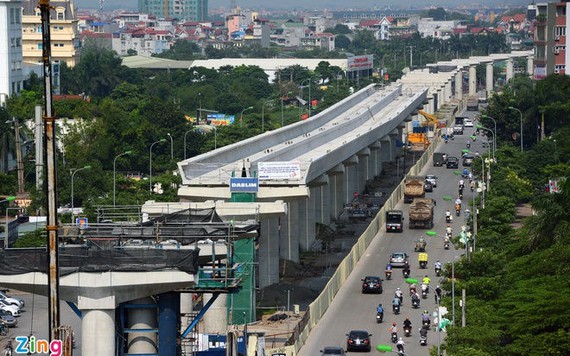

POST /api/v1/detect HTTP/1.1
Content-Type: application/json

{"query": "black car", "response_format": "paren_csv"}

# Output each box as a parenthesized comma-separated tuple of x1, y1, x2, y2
(446, 157, 459, 169)
(361, 276, 383, 294)
(463, 155, 474, 166)
(424, 181, 433, 192)
(346, 330, 372, 352)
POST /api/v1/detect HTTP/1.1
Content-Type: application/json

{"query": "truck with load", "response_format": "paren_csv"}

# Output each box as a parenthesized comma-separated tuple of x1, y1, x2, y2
(408, 198, 435, 229)
(432, 152, 447, 167)
(385, 210, 404, 232)
(466, 96, 479, 111)
(404, 176, 425, 203)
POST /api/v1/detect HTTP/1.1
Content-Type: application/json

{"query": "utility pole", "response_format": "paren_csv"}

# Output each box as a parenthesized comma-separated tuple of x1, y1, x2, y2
(461, 289, 466, 327)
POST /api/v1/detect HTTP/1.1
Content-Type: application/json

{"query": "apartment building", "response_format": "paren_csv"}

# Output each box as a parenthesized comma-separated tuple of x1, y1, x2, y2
(533, 1, 569, 78)
(21, 0, 80, 67)
(138, 0, 208, 22)
(0, 0, 24, 104)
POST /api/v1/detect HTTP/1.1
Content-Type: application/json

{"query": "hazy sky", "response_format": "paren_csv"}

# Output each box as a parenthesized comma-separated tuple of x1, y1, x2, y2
(76, 0, 530, 11)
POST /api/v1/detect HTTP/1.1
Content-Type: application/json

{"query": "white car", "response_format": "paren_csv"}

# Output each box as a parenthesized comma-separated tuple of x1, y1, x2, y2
(0, 291, 24, 309)
(464, 119, 474, 127)
(0, 300, 20, 317)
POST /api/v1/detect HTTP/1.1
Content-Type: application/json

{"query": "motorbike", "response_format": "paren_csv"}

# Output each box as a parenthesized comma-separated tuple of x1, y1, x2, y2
(403, 269, 410, 278)
(466, 142, 471, 149)
(455, 207, 461, 217)
(419, 261, 427, 269)
(376, 312, 384, 323)
(444, 241, 450, 250)
(397, 344, 405, 356)
(385, 270, 392, 280)
(435, 267, 442, 277)
(414, 239, 427, 252)
(422, 319, 431, 330)
(421, 285, 429, 299)
(404, 326, 412, 337)
(391, 332, 398, 344)
(393, 304, 401, 314)
(412, 297, 420, 309)
(445, 215, 453, 223)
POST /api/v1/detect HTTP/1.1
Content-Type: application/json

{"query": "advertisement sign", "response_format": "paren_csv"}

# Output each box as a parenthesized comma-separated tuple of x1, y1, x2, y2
(258, 161, 301, 180)
(230, 177, 259, 192)
(347, 54, 374, 71)
(206, 114, 235, 126)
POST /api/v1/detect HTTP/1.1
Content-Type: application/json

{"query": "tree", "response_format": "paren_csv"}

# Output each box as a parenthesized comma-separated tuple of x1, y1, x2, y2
(335, 35, 351, 49)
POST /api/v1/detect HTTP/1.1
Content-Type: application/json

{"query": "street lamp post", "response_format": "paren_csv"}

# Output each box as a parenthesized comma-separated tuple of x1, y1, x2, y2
(149, 139, 166, 196)
(239, 106, 254, 128)
(213, 126, 218, 150)
(280, 91, 292, 127)
(70, 165, 91, 224)
(481, 115, 497, 156)
(167, 133, 173, 160)
(300, 78, 312, 118)
(261, 100, 272, 133)
(183, 129, 193, 160)
(113, 151, 132, 206)
(508, 106, 523, 152)
(476, 124, 495, 161)
(336, 70, 344, 92)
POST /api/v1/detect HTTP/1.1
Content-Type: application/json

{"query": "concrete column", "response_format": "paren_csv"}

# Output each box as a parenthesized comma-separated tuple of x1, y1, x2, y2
(282, 201, 299, 262)
(297, 196, 315, 251)
(380, 137, 392, 164)
(127, 297, 158, 354)
(180, 292, 193, 332)
(427, 95, 435, 114)
(369, 141, 381, 178)
(506, 58, 514, 82)
(436, 88, 442, 110)
(357, 148, 371, 192)
(486, 62, 494, 96)
(319, 185, 331, 226)
(446, 80, 452, 102)
(203, 293, 228, 332)
(343, 156, 359, 203)
(468, 65, 477, 96)
(81, 309, 116, 355)
(328, 164, 344, 221)
(258, 217, 280, 287)
(527, 56, 534, 76)
(455, 71, 463, 100)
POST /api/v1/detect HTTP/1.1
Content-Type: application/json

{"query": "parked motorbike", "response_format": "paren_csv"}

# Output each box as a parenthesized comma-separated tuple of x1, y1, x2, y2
(376, 312, 384, 323)
(391, 332, 398, 344)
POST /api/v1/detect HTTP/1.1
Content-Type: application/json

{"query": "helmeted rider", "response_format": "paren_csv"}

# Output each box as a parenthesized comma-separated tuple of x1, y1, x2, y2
(403, 317, 412, 329)
(446, 225, 452, 236)
(393, 296, 401, 308)
(386, 262, 393, 270)
(422, 310, 430, 323)
(377, 303, 384, 314)
(455, 197, 462, 205)
(396, 337, 405, 352)
(395, 288, 404, 303)
(389, 322, 398, 334)
(422, 275, 431, 285)
(403, 262, 410, 276)
(411, 291, 420, 302)
(435, 260, 442, 270)
(459, 179, 465, 187)
(435, 286, 442, 302)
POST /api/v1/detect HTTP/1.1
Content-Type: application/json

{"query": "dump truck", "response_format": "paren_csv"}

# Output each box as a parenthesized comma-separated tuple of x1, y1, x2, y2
(466, 96, 479, 111)
(404, 176, 425, 203)
(408, 198, 435, 229)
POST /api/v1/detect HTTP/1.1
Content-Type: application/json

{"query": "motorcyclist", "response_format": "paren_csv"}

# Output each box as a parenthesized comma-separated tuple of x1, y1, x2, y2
(411, 291, 421, 304)
(466, 140, 471, 148)
(459, 179, 465, 188)
(389, 322, 398, 334)
(396, 337, 405, 352)
(464, 209, 471, 220)
(422, 275, 431, 285)
(435, 286, 442, 303)
(442, 153, 448, 162)
(377, 303, 384, 320)
(403, 262, 411, 277)
(470, 180, 475, 191)
(386, 263, 393, 270)
(403, 317, 412, 330)
(409, 283, 417, 296)
(395, 288, 404, 304)
(392, 296, 401, 310)
(421, 310, 430, 325)
(434, 260, 442, 270)
(468, 172, 474, 181)
(455, 197, 462, 205)
(446, 225, 452, 237)
(419, 327, 428, 339)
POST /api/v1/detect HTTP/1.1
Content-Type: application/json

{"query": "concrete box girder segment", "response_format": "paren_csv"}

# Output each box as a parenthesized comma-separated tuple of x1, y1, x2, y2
(142, 200, 288, 219)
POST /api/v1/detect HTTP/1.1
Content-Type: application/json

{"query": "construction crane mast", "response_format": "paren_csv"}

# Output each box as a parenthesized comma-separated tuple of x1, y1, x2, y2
(38, 0, 62, 348)
(99, 0, 104, 11)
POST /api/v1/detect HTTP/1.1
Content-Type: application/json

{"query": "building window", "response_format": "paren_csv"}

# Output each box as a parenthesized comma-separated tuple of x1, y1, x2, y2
(38, 43, 43, 50)
(57, 12, 64, 20)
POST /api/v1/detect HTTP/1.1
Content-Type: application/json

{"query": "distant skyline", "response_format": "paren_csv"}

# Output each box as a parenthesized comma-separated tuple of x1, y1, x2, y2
(75, 0, 531, 12)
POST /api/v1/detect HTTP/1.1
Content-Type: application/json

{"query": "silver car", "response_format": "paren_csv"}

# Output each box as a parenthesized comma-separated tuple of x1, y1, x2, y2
(390, 252, 409, 268)
(0, 310, 17, 327)
(321, 346, 346, 356)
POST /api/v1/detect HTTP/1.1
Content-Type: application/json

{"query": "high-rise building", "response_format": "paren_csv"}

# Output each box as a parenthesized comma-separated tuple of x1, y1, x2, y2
(138, 0, 208, 22)
(0, 0, 24, 104)
(532, 1, 568, 78)
(21, 0, 80, 67)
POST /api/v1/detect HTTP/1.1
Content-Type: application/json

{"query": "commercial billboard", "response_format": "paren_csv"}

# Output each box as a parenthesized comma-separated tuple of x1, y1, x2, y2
(347, 55, 374, 71)
(229, 177, 259, 192)
(258, 161, 301, 180)
(206, 113, 235, 126)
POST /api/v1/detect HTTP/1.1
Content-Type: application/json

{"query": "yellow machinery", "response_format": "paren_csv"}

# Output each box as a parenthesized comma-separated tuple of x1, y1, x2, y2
(418, 110, 438, 129)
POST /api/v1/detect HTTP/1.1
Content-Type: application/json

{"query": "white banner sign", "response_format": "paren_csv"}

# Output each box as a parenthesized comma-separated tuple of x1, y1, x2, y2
(258, 161, 301, 180)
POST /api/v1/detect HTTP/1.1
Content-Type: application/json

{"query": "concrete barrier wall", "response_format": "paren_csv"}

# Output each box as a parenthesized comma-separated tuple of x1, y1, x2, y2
(293, 134, 443, 352)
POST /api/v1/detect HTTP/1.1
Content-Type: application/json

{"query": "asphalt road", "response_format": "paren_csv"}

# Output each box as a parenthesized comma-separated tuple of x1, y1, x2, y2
(0, 292, 82, 354)
(298, 109, 484, 356)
